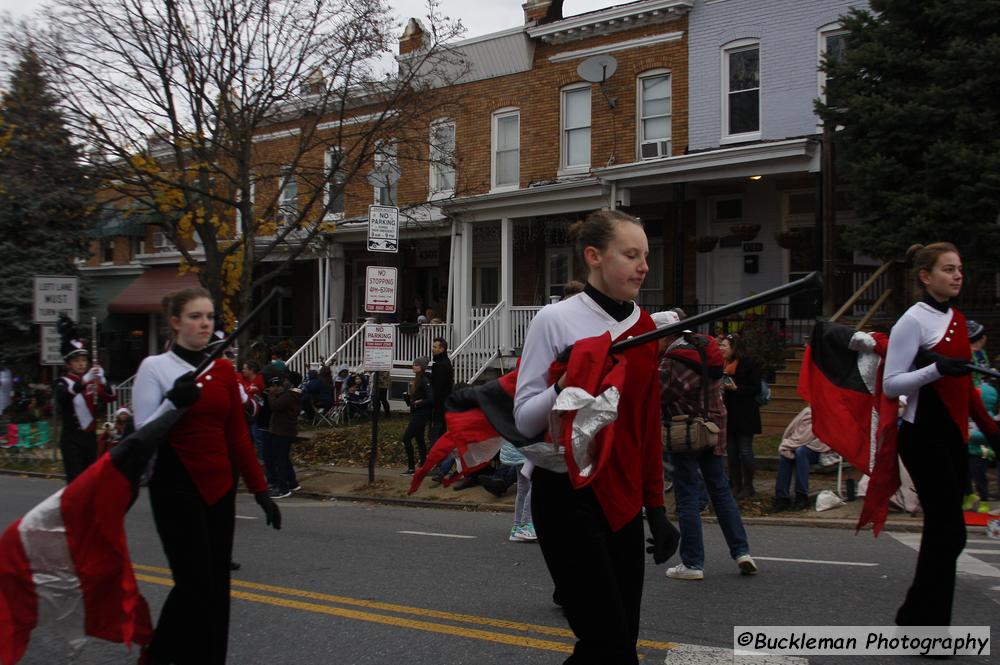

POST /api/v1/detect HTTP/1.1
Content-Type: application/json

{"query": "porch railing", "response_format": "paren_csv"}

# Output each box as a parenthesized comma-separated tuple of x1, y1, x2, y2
(324, 324, 368, 370)
(510, 306, 543, 352)
(334, 323, 453, 371)
(286, 319, 339, 377)
(107, 374, 136, 423)
(451, 301, 505, 385)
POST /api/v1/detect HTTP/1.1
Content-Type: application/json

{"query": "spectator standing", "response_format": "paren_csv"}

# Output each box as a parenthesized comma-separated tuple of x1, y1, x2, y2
(375, 370, 391, 419)
(429, 336, 453, 443)
(656, 313, 757, 581)
(401, 357, 434, 475)
(266, 371, 302, 498)
(720, 334, 763, 498)
(501, 441, 537, 542)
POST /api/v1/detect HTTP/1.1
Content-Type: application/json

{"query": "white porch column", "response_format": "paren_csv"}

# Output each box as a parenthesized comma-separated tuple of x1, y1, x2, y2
(500, 217, 513, 354)
(458, 220, 474, 340)
(329, 243, 346, 347)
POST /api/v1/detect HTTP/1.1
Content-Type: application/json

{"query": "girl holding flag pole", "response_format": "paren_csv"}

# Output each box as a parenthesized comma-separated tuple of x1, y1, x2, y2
(882, 243, 999, 626)
(132, 287, 280, 665)
(513, 210, 679, 665)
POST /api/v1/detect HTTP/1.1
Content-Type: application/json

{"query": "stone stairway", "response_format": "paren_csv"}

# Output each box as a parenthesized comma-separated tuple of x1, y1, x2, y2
(760, 346, 807, 436)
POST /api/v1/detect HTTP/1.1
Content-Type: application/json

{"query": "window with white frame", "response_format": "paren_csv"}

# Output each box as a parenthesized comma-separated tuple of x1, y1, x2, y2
(492, 109, 519, 190)
(429, 119, 456, 196)
(324, 148, 345, 217)
(101, 238, 115, 263)
(373, 140, 398, 206)
(819, 26, 847, 108)
(722, 40, 760, 140)
(638, 71, 672, 159)
(561, 85, 591, 171)
(277, 167, 297, 226)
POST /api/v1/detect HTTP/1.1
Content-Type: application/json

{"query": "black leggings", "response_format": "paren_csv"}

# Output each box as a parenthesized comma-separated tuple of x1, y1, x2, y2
(147, 445, 236, 665)
(402, 411, 429, 469)
(60, 430, 97, 483)
(895, 387, 968, 626)
(531, 467, 645, 665)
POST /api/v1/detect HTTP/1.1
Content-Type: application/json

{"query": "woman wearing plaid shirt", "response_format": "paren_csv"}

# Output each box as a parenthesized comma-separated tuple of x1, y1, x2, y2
(655, 312, 757, 581)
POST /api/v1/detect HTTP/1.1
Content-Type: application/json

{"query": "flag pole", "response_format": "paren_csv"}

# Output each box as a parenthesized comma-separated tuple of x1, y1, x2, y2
(195, 287, 289, 376)
(611, 271, 824, 353)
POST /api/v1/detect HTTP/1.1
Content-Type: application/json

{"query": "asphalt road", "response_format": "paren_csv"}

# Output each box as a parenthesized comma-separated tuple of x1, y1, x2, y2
(2, 475, 998, 665)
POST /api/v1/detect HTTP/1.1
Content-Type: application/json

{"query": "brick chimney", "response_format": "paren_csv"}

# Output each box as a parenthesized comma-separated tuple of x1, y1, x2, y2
(399, 18, 426, 56)
(523, 0, 563, 25)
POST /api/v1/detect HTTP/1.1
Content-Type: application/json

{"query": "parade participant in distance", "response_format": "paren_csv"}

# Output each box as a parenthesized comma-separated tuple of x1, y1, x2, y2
(54, 315, 114, 482)
(882, 243, 999, 626)
(514, 210, 679, 664)
(132, 287, 280, 664)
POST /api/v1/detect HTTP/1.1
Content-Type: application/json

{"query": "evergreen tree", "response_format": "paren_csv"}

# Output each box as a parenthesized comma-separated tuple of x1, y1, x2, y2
(0, 47, 94, 376)
(818, 0, 1000, 264)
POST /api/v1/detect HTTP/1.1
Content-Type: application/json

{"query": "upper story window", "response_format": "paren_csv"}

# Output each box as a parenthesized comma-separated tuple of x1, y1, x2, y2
(373, 140, 398, 206)
(101, 238, 115, 263)
(637, 70, 672, 160)
(561, 85, 591, 172)
(722, 40, 761, 141)
(819, 25, 848, 108)
(277, 166, 297, 225)
(324, 148, 345, 217)
(492, 108, 519, 190)
(429, 119, 456, 197)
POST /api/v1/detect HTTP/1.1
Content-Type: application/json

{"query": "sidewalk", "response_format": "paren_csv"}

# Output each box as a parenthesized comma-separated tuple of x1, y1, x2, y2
(291, 460, 927, 532)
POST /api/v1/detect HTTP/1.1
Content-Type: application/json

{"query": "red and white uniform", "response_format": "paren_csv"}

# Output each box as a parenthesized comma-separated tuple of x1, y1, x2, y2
(133, 352, 267, 504)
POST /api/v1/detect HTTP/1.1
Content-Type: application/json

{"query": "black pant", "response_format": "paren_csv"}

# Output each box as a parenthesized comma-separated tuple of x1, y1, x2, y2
(429, 409, 446, 444)
(148, 445, 236, 665)
(60, 429, 97, 483)
(402, 411, 429, 469)
(376, 387, 390, 417)
(895, 387, 968, 626)
(264, 432, 297, 492)
(531, 467, 645, 665)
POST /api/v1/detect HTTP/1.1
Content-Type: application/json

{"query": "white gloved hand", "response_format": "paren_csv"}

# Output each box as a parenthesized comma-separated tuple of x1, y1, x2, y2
(84, 366, 106, 384)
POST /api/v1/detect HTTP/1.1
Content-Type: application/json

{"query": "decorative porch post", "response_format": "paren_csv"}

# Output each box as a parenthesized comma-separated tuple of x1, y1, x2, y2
(500, 217, 513, 356)
(459, 220, 474, 340)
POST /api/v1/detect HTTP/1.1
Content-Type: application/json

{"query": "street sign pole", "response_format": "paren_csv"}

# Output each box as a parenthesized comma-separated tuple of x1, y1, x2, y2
(368, 371, 379, 484)
(363, 324, 394, 484)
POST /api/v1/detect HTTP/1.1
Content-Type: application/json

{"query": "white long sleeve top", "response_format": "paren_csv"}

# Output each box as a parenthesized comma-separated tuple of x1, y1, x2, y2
(882, 301, 951, 423)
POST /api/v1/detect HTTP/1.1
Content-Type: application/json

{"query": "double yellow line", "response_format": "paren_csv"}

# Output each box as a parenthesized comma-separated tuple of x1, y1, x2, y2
(134, 564, 677, 656)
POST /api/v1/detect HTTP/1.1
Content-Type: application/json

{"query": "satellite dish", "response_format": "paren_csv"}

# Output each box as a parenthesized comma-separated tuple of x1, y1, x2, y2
(577, 55, 618, 84)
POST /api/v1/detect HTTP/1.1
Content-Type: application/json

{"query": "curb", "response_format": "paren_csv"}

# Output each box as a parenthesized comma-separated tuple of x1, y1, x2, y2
(0, 467, 922, 530)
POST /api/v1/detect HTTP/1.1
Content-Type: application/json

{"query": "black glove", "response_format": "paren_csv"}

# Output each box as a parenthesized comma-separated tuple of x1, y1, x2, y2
(645, 505, 680, 564)
(935, 356, 972, 377)
(166, 372, 201, 408)
(255, 492, 282, 530)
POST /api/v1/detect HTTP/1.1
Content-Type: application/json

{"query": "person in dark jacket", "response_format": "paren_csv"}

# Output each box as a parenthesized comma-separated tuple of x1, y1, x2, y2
(302, 369, 333, 421)
(720, 334, 763, 498)
(401, 357, 434, 475)
(429, 337, 453, 443)
(266, 370, 302, 498)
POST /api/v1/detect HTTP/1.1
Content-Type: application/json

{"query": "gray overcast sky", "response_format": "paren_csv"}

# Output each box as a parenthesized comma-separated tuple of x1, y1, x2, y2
(0, 1, 624, 41)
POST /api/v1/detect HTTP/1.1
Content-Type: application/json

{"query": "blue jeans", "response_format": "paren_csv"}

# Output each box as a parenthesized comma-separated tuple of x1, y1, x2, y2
(671, 450, 750, 570)
(775, 447, 820, 500)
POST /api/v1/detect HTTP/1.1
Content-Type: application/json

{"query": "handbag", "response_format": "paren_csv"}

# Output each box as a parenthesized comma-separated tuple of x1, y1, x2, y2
(662, 339, 720, 454)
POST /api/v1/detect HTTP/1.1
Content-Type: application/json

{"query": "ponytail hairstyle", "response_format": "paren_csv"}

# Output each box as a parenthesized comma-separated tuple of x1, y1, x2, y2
(162, 287, 213, 341)
(905, 242, 959, 291)
(567, 210, 643, 273)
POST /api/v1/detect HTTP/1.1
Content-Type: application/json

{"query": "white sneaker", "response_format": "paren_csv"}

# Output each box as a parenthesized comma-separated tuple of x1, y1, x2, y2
(736, 554, 758, 575)
(520, 522, 537, 542)
(666, 563, 704, 580)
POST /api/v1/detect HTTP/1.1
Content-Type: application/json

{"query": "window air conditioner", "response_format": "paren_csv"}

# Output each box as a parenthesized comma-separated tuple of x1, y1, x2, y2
(640, 139, 671, 160)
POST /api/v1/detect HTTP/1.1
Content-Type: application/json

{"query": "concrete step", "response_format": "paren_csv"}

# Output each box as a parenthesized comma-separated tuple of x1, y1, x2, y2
(770, 383, 801, 399)
(761, 398, 807, 416)
(762, 408, 802, 429)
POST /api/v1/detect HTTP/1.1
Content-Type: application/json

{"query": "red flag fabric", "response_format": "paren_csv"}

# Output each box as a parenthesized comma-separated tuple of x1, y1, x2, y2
(0, 453, 153, 664)
(798, 321, 899, 535)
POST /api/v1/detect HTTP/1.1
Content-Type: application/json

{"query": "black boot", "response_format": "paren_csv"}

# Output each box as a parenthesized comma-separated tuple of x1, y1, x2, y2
(737, 461, 756, 499)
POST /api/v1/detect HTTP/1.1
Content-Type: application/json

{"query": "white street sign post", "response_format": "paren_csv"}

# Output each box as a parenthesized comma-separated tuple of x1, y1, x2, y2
(367, 205, 399, 253)
(363, 324, 394, 373)
(33, 275, 79, 324)
(40, 326, 64, 366)
(365, 266, 397, 314)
